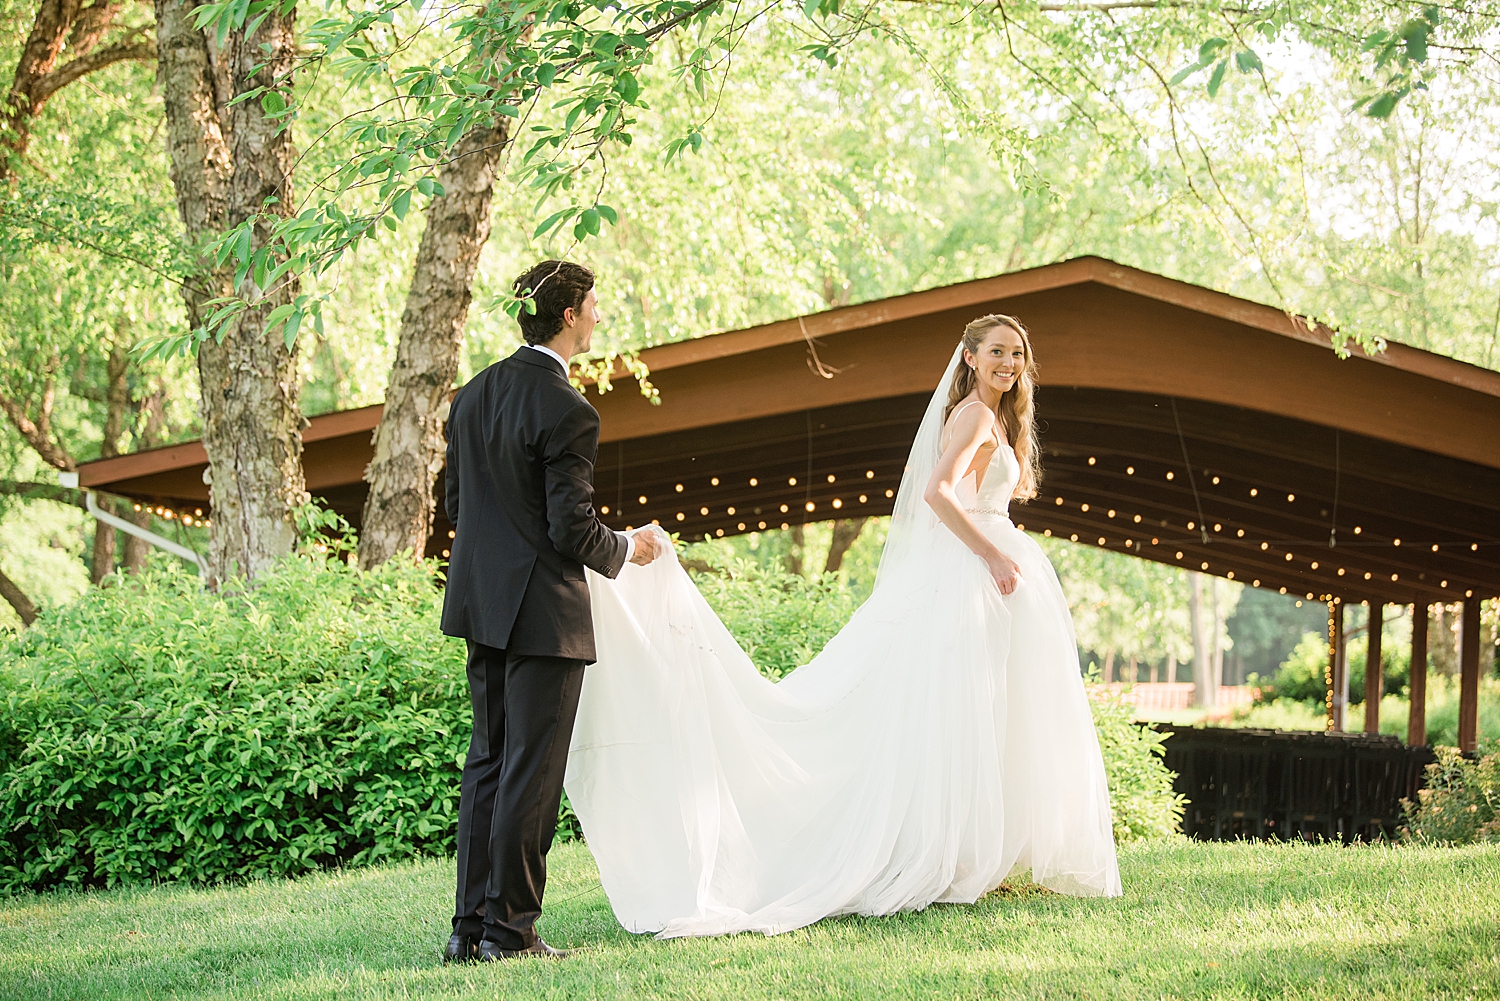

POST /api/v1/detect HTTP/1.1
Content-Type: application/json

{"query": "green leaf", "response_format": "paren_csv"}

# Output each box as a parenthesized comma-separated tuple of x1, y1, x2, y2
(263, 303, 297, 328)
(592, 32, 621, 57)
(1400, 20, 1429, 62)
(1205, 58, 1229, 98)
(533, 207, 573, 237)
(1234, 49, 1262, 74)
(233, 226, 253, 264)
(282, 311, 302, 349)
(536, 62, 556, 87)
(803, 0, 823, 18)
(416, 176, 434, 196)
(392, 189, 411, 221)
(1197, 37, 1228, 62)
(596, 204, 618, 225)
(616, 72, 640, 103)
(1169, 62, 1204, 86)
(1365, 87, 1407, 119)
(580, 207, 601, 235)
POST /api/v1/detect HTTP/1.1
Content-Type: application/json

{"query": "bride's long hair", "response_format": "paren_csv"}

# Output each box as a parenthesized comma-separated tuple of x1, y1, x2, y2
(943, 314, 1041, 501)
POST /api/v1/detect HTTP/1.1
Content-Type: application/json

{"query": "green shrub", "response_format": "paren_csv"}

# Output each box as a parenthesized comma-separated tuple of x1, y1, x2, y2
(684, 548, 860, 680)
(1088, 686, 1185, 841)
(1402, 744, 1500, 845)
(1261, 630, 1410, 706)
(0, 555, 476, 892)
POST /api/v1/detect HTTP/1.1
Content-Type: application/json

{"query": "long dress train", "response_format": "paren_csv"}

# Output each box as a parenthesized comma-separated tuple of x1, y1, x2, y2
(565, 346, 1122, 938)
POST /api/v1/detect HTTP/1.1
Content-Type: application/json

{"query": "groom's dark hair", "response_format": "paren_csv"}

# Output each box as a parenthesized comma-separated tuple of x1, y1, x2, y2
(513, 260, 596, 345)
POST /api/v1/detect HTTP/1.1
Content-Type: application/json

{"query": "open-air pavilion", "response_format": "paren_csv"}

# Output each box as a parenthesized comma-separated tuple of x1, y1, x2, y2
(78, 257, 1500, 751)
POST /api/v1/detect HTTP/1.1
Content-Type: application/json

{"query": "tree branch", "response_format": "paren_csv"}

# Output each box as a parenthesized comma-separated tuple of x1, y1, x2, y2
(33, 35, 155, 107)
(0, 564, 38, 627)
(0, 388, 77, 471)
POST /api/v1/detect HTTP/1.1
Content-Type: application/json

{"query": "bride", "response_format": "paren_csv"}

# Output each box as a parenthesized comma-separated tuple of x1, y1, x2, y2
(565, 314, 1122, 939)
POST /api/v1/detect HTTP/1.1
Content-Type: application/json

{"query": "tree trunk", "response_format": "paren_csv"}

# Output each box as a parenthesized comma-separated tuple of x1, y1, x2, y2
(1190, 572, 1215, 708)
(0, 564, 38, 626)
(782, 524, 804, 577)
(155, 0, 305, 584)
(1167, 651, 1177, 684)
(357, 121, 510, 569)
(1102, 649, 1115, 684)
(89, 345, 131, 583)
(1210, 576, 1224, 693)
(121, 387, 165, 572)
(822, 516, 868, 574)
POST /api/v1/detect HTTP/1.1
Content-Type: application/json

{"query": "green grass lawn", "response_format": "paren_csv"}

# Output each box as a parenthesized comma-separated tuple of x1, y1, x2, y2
(3, 839, 1498, 1000)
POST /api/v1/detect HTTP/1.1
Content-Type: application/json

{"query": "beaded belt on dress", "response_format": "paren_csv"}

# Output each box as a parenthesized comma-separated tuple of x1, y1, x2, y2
(965, 506, 1011, 520)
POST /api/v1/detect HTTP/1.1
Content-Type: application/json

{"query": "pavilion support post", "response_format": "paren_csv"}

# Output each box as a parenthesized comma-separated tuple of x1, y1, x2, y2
(1364, 602, 1384, 733)
(1408, 603, 1429, 746)
(1327, 599, 1347, 732)
(1458, 596, 1482, 752)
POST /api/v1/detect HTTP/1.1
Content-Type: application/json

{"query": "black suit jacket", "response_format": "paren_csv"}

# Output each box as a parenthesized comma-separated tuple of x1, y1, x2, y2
(440, 348, 628, 662)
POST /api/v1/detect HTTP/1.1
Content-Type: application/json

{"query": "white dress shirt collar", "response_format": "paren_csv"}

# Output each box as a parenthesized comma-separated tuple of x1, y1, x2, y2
(522, 342, 568, 374)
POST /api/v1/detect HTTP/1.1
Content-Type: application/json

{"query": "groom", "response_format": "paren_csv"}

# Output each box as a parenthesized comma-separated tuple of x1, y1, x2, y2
(440, 260, 663, 962)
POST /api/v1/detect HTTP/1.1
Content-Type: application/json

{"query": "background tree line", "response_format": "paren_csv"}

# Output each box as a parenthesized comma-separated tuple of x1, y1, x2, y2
(1, 0, 1497, 636)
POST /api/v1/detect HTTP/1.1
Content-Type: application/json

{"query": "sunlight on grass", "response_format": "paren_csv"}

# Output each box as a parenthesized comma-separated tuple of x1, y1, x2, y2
(3, 839, 1498, 1000)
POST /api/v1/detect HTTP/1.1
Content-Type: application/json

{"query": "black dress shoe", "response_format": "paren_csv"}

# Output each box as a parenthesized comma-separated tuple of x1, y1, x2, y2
(443, 933, 479, 964)
(475, 937, 569, 961)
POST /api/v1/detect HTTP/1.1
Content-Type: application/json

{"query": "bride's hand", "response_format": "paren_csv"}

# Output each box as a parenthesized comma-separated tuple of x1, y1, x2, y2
(984, 551, 1022, 595)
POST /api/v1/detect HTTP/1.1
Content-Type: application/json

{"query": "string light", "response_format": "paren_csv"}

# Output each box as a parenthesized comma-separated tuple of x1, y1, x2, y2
(442, 549, 450, 557)
(727, 506, 736, 515)
(1107, 509, 1116, 518)
(1260, 542, 1269, 551)
(1016, 523, 1025, 531)
(675, 483, 684, 492)
(805, 501, 816, 512)
(1043, 529, 1053, 537)
(780, 504, 789, 513)
(448, 530, 456, 539)
(1126, 466, 1135, 475)
(885, 489, 894, 498)
(1353, 526, 1362, 534)
(1226, 571, 1234, 579)
(1097, 536, 1106, 545)
(826, 474, 836, 483)
(1441, 580, 1448, 587)
(638, 495, 647, 504)
(1081, 503, 1091, 512)
(1285, 553, 1294, 561)
(1287, 493, 1295, 502)
(832, 498, 843, 509)
(788, 476, 797, 486)
(1201, 562, 1209, 570)
(749, 477, 758, 486)
(1311, 561, 1319, 569)
(715, 528, 724, 537)
(1175, 551, 1183, 559)
(1070, 534, 1079, 542)
(1213, 523, 1221, 532)
(1188, 520, 1196, 530)
(1125, 539, 1133, 547)
(758, 521, 767, 529)
(1466, 588, 1474, 597)
(1212, 476, 1221, 485)
(1393, 538, 1401, 546)
(1166, 471, 1175, 480)
(1253, 579, 1261, 587)
(1133, 514, 1142, 523)
(866, 470, 874, 479)
(1088, 457, 1096, 465)
(1472, 543, 1479, 551)
(781, 522, 789, 529)
(601, 505, 611, 514)
(1055, 497, 1064, 506)
(1151, 538, 1159, 545)
(676, 512, 686, 521)
(1236, 528, 1244, 537)
(711, 477, 720, 486)
(1250, 488, 1258, 497)
(1364, 572, 1372, 579)
(1280, 587, 1287, 594)
(700, 506, 709, 515)
(859, 494, 868, 503)
(1337, 568, 1345, 575)
(737, 522, 746, 531)
(1432, 544, 1439, 552)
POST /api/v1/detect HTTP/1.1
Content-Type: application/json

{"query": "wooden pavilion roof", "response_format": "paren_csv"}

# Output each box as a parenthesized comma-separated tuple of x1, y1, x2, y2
(78, 256, 1500, 603)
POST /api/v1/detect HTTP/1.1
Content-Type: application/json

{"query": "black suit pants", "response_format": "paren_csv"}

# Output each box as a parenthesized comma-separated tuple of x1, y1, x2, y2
(452, 641, 585, 949)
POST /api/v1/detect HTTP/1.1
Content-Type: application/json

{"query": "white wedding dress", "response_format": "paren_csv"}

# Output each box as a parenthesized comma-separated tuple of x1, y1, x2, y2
(565, 351, 1122, 939)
